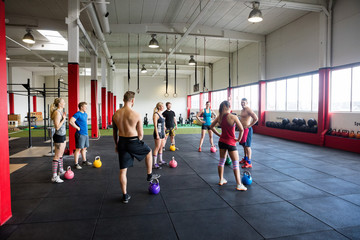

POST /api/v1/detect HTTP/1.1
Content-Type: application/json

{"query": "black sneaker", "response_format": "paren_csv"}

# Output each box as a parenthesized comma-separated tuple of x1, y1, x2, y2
(147, 173, 161, 181)
(122, 194, 131, 204)
(82, 161, 92, 166)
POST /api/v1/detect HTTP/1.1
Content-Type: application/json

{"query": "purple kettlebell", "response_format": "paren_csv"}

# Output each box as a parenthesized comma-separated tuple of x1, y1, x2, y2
(148, 179, 160, 195)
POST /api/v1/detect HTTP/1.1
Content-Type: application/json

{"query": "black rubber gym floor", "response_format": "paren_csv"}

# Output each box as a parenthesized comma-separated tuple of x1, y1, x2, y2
(2, 134, 360, 239)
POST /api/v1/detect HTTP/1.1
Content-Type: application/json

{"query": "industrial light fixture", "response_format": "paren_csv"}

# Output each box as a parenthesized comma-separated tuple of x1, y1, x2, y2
(58, 75, 64, 82)
(6, 51, 10, 61)
(189, 55, 196, 66)
(248, 1, 263, 23)
(148, 34, 159, 48)
(22, 29, 35, 44)
(141, 64, 147, 73)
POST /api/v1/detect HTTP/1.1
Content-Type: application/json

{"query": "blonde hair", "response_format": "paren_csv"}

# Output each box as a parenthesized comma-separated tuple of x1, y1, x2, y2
(50, 98, 63, 121)
(153, 102, 163, 114)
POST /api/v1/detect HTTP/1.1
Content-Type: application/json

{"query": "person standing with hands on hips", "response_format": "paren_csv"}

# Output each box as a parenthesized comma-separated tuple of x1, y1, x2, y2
(69, 102, 92, 169)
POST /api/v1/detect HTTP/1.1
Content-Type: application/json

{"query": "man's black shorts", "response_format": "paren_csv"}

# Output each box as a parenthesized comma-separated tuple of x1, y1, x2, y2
(117, 136, 151, 169)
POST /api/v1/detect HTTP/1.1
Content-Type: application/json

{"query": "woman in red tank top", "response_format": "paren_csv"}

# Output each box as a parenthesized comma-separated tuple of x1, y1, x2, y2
(210, 101, 247, 191)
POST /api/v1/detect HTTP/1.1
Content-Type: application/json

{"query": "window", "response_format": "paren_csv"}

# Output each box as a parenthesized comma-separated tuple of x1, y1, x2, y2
(298, 75, 312, 111)
(232, 87, 244, 110)
(276, 80, 286, 111)
(202, 92, 209, 107)
(250, 85, 259, 111)
(211, 90, 227, 109)
(232, 84, 258, 110)
(191, 94, 199, 110)
(352, 66, 360, 112)
(266, 72, 318, 112)
(331, 68, 351, 111)
(266, 82, 276, 110)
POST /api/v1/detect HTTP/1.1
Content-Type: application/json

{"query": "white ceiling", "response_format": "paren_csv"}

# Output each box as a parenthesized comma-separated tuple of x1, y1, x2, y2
(4, 0, 328, 77)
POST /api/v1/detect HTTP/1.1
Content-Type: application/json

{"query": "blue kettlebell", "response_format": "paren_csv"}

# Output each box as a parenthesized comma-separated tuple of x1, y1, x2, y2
(242, 171, 252, 185)
(148, 179, 160, 194)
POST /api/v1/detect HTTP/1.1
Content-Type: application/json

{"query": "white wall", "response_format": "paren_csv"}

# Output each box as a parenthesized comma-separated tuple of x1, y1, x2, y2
(232, 42, 259, 86)
(266, 12, 320, 79)
(332, 0, 360, 67)
(212, 58, 229, 90)
(123, 74, 188, 125)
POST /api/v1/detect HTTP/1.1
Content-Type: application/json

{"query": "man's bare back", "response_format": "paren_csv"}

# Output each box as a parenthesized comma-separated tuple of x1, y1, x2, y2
(113, 106, 142, 138)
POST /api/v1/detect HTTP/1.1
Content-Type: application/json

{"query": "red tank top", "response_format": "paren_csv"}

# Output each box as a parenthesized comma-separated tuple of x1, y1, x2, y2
(219, 113, 236, 146)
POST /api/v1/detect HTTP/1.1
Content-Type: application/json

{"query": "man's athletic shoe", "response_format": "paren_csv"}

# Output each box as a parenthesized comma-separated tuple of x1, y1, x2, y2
(82, 161, 92, 166)
(122, 194, 131, 204)
(147, 173, 161, 181)
(242, 162, 252, 168)
(236, 183, 247, 191)
(75, 163, 82, 170)
(51, 175, 64, 183)
(219, 178, 228, 186)
(240, 158, 246, 164)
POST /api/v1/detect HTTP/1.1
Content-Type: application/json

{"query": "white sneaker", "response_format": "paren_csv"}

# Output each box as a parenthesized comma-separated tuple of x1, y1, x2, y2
(75, 164, 82, 170)
(51, 175, 64, 183)
(219, 178, 227, 186)
(236, 183, 247, 191)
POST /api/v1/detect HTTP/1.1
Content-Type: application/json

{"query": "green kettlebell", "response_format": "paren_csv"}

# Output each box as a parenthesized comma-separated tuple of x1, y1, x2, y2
(225, 156, 232, 165)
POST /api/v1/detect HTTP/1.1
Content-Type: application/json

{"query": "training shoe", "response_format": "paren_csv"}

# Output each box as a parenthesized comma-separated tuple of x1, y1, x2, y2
(242, 162, 252, 168)
(153, 164, 162, 169)
(219, 178, 228, 186)
(82, 161, 92, 166)
(122, 194, 131, 204)
(198, 147, 202, 152)
(75, 164, 82, 170)
(147, 173, 161, 181)
(159, 161, 168, 166)
(51, 175, 64, 183)
(240, 158, 246, 164)
(236, 183, 247, 191)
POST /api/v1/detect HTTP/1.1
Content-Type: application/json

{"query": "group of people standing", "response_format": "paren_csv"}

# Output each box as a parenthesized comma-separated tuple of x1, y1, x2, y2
(49, 91, 258, 204)
(49, 99, 91, 183)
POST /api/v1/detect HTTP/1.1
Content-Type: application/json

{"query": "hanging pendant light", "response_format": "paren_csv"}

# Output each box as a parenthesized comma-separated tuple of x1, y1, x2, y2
(149, 34, 159, 48)
(22, 29, 35, 44)
(248, 1, 263, 23)
(141, 64, 147, 73)
(6, 50, 10, 61)
(188, 55, 196, 66)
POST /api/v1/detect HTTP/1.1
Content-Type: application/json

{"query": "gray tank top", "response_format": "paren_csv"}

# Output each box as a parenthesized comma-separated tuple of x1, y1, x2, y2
(55, 110, 66, 136)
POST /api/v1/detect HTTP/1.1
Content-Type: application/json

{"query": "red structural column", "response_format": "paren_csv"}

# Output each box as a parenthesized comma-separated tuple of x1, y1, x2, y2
(110, 92, 113, 121)
(0, 1, 12, 225)
(258, 81, 266, 126)
(33, 96, 37, 112)
(113, 95, 117, 113)
(68, 63, 79, 154)
(91, 80, 98, 138)
(9, 93, 14, 114)
(318, 68, 331, 143)
(101, 87, 106, 129)
(199, 92, 203, 112)
(107, 91, 112, 125)
(187, 95, 191, 119)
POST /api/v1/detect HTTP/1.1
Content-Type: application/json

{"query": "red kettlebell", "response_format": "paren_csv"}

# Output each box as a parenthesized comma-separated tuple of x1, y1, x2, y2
(336, 129, 342, 136)
(356, 131, 360, 139)
(64, 166, 74, 180)
(342, 130, 349, 138)
(331, 129, 337, 136)
(169, 157, 178, 168)
(349, 131, 355, 138)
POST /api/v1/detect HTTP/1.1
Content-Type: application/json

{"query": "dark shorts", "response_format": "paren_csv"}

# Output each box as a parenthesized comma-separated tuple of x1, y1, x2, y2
(75, 132, 89, 149)
(240, 127, 253, 147)
(117, 136, 151, 169)
(202, 124, 211, 130)
(219, 141, 238, 152)
(53, 134, 66, 143)
(153, 131, 165, 139)
(165, 128, 176, 137)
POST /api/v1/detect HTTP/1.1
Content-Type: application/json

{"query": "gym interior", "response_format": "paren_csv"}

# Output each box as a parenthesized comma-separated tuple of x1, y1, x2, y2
(1, 0, 360, 239)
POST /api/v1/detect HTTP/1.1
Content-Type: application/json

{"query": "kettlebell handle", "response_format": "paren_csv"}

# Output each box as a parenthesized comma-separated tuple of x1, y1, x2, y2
(243, 170, 251, 177)
(150, 178, 159, 185)
(95, 156, 100, 161)
(67, 166, 71, 171)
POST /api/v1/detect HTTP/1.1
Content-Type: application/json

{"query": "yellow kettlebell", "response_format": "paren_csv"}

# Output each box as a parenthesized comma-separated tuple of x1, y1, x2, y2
(93, 156, 102, 168)
(169, 145, 176, 151)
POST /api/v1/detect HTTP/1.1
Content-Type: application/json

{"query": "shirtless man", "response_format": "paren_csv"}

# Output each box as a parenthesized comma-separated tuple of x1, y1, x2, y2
(113, 91, 160, 204)
(239, 98, 258, 168)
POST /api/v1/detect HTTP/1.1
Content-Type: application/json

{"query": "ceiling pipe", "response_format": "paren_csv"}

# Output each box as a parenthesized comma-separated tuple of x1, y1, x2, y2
(152, 0, 215, 77)
(77, 19, 98, 56)
(86, 3, 114, 69)
(94, 0, 111, 34)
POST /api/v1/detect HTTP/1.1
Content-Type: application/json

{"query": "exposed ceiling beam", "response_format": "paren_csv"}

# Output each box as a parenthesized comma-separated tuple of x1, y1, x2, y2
(109, 23, 264, 42)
